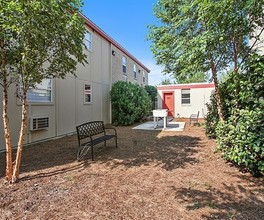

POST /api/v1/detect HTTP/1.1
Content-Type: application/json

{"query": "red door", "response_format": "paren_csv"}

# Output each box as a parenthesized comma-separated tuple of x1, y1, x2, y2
(162, 92, 174, 116)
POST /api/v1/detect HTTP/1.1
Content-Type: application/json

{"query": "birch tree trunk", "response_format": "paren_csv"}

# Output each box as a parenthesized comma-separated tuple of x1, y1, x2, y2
(1, 40, 13, 182)
(12, 84, 27, 183)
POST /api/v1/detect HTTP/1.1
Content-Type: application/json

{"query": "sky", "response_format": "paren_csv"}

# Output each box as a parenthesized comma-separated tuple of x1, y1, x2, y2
(82, 0, 168, 86)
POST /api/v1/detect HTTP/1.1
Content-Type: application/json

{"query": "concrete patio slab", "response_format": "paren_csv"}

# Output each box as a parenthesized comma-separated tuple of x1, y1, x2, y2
(132, 120, 185, 131)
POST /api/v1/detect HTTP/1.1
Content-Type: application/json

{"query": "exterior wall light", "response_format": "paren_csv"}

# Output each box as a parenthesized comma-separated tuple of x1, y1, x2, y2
(112, 50, 116, 56)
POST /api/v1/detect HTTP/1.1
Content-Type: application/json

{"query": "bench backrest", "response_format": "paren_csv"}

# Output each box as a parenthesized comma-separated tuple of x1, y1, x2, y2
(76, 121, 105, 140)
(190, 111, 199, 119)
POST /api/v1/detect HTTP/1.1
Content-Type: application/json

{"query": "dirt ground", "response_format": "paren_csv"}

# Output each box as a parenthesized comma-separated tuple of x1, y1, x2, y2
(0, 119, 263, 220)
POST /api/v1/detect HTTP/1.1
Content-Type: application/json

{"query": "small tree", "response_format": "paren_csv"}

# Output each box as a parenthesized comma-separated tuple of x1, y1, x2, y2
(110, 81, 152, 126)
(0, 0, 87, 183)
(148, 0, 264, 121)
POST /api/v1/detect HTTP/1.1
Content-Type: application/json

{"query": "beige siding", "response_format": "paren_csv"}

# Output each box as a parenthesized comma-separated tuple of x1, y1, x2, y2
(174, 87, 213, 118)
(157, 84, 214, 118)
(111, 45, 149, 86)
(56, 76, 76, 136)
(0, 19, 149, 151)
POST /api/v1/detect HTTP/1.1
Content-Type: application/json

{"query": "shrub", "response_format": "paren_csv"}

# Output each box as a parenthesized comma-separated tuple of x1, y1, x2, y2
(205, 94, 219, 138)
(205, 74, 234, 138)
(110, 81, 152, 125)
(145, 85, 157, 110)
(205, 54, 264, 175)
(216, 108, 264, 176)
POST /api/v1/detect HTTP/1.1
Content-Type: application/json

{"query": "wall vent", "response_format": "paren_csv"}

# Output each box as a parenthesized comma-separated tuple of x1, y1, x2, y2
(30, 116, 49, 131)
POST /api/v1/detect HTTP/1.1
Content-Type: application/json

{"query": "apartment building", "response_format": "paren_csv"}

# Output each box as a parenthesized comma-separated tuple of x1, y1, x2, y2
(0, 14, 150, 151)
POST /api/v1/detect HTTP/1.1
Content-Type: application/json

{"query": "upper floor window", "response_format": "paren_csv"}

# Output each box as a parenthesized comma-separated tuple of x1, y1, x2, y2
(133, 64, 137, 79)
(85, 31, 92, 51)
(26, 79, 52, 103)
(143, 71, 146, 84)
(122, 56, 127, 74)
(84, 84, 92, 104)
(181, 89, 190, 104)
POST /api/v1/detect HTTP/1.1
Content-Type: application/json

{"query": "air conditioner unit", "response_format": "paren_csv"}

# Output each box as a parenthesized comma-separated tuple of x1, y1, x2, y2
(30, 116, 49, 131)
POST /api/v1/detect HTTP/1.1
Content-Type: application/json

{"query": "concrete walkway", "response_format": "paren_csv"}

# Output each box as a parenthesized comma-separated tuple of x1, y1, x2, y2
(132, 119, 185, 131)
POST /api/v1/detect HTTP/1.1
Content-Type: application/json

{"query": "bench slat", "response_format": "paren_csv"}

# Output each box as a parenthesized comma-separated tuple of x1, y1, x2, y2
(76, 121, 117, 161)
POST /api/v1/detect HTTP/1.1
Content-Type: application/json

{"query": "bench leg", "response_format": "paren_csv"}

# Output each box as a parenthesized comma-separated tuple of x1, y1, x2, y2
(91, 145, 94, 161)
(77, 144, 91, 161)
(115, 137, 118, 148)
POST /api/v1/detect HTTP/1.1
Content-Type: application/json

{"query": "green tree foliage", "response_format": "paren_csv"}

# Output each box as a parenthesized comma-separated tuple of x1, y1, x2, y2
(148, 0, 264, 120)
(110, 81, 152, 126)
(0, 0, 86, 183)
(161, 78, 175, 85)
(206, 54, 264, 175)
(145, 85, 157, 110)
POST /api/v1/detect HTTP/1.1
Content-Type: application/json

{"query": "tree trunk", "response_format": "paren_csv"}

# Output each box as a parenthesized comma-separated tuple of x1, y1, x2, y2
(232, 34, 242, 115)
(12, 84, 27, 183)
(210, 58, 224, 121)
(1, 40, 13, 182)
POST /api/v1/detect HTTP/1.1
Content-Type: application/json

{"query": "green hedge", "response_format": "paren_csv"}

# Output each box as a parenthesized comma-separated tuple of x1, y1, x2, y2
(216, 108, 264, 176)
(205, 54, 264, 176)
(110, 81, 152, 126)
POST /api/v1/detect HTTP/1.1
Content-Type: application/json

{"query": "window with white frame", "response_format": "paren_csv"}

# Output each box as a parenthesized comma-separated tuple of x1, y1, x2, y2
(84, 84, 92, 103)
(122, 56, 127, 74)
(143, 71, 146, 84)
(26, 79, 52, 102)
(85, 31, 92, 51)
(181, 89, 190, 104)
(133, 64, 137, 79)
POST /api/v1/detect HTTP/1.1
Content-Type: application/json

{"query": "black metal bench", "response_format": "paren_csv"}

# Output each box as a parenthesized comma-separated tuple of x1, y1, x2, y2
(189, 111, 199, 125)
(76, 121, 117, 161)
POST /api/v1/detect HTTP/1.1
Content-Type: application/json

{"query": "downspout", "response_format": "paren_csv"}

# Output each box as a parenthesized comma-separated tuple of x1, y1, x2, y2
(109, 43, 113, 124)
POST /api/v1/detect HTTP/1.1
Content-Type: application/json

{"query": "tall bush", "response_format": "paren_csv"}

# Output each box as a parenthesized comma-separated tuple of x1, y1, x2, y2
(205, 74, 235, 137)
(217, 108, 264, 176)
(145, 85, 157, 110)
(110, 81, 152, 126)
(205, 54, 264, 175)
(205, 94, 219, 138)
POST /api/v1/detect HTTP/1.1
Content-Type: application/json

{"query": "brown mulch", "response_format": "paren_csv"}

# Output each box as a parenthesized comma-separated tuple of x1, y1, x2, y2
(0, 119, 263, 220)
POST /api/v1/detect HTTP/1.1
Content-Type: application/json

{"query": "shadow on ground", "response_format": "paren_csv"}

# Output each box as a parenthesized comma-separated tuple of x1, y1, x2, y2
(0, 124, 263, 219)
(0, 135, 78, 179)
(173, 177, 264, 219)
(0, 127, 202, 179)
(95, 130, 202, 171)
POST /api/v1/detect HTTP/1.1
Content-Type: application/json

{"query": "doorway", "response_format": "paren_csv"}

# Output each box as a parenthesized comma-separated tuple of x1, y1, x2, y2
(162, 92, 174, 116)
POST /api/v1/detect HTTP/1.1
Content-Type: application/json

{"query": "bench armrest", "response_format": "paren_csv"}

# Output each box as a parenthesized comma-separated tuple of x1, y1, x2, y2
(105, 127, 117, 136)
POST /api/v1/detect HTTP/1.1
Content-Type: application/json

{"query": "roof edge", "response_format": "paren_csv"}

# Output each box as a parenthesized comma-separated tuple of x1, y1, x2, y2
(79, 13, 151, 73)
(157, 83, 215, 90)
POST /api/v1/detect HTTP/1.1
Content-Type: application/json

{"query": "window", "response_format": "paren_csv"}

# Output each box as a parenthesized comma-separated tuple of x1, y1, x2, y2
(122, 56, 127, 74)
(26, 79, 52, 102)
(133, 64, 137, 79)
(85, 31, 92, 51)
(84, 84, 92, 103)
(143, 71, 146, 84)
(181, 89, 190, 104)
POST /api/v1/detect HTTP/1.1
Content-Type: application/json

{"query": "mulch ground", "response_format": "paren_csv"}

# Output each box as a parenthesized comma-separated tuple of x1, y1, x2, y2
(0, 119, 263, 220)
